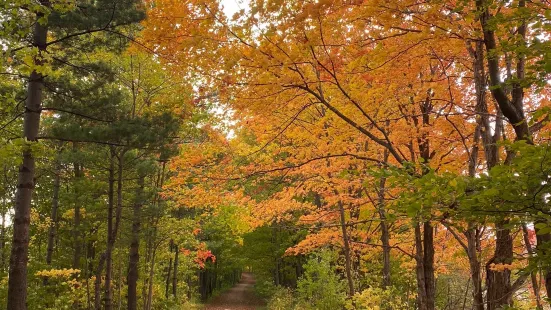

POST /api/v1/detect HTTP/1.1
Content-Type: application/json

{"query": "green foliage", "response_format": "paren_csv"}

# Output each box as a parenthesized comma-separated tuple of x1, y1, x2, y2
(346, 286, 408, 310)
(295, 250, 346, 310)
(255, 278, 278, 299)
(267, 287, 295, 310)
(264, 250, 347, 310)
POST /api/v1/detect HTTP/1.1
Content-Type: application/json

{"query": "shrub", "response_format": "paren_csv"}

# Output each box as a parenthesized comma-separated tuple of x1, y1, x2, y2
(254, 277, 278, 299)
(346, 286, 407, 310)
(267, 287, 295, 310)
(295, 250, 346, 310)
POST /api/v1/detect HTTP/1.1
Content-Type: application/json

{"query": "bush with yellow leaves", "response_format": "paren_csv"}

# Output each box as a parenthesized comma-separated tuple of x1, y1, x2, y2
(28, 268, 88, 309)
(35, 268, 80, 278)
(345, 286, 408, 310)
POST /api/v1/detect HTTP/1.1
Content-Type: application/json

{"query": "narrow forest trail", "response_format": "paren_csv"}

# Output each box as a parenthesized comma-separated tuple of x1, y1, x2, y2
(203, 273, 266, 310)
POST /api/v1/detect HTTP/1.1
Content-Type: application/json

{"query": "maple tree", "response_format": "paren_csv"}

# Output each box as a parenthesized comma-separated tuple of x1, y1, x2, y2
(144, 0, 551, 309)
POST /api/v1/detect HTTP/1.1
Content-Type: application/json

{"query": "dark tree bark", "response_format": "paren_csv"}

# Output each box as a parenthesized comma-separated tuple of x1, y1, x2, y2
(463, 36, 499, 310)
(522, 224, 543, 309)
(464, 227, 484, 310)
(127, 175, 145, 310)
(145, 163, 166, 310)
(474, 1, 544, 308)
(87, 227, 97, 278)
(187, 275, 192, 300)
(535, 229, 551, 306)
(104, 148, 124, 310)
(142, 172, 160, 305)
(7, 2, 49, 308)
(141, 234, 152, 305)
(0, 211, 5, 272)
(199, 270, 206, 300)
(94, 253, 106, 310)
(103, 150, 116, 310)
(145, 245, 158, 310)
(172, 243, 179, 298)
(410, 91, 436, 310)
(423, 222, 435, 310)
(338, 201, 355, 297)
(486, 224, 513, 310)
(377, 150, 391, 289)
(46, 156, 62, 267)
(73, 144, 83, 269)
(165, 242, 173, 299)
(414, 224, 428, 310)
(477, 10, 518, 305)
(468, 41, 488, 310)
(379, 208, 391, 288)
(476, 0, 529, 141)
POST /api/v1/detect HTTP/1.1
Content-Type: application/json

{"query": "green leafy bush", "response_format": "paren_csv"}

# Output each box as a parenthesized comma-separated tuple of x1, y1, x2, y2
(295, 250, 346, 310)
(346, 286, 407, 310)
(267, 287, 295, 310)
(255, 277, 278, 299)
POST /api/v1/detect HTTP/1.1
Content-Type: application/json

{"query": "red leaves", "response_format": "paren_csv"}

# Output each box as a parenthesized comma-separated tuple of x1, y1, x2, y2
(180, 243, 216, 269)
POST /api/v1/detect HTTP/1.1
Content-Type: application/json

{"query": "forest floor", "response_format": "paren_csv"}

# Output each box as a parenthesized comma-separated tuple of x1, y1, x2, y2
(203, 273, 266, 310)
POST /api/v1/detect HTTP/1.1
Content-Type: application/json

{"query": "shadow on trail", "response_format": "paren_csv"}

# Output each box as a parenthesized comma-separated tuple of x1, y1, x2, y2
(204, 272, 266, 310)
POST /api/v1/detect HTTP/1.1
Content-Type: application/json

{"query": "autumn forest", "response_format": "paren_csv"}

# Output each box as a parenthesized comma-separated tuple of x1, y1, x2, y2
(1, 0, 551, 309)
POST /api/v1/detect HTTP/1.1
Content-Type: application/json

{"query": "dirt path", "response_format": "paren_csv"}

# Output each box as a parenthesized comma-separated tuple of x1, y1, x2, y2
(204, 272, 266, 310)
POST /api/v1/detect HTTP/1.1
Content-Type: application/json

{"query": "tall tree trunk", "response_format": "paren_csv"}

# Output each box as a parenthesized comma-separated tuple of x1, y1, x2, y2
(86, 228, 96, 310)
(103, 151, 116, 310)
(7, 3, 49, 308)
(0, 211, 5, 273)
(199, 270, 207, 301)
(466, 39, 488, 310)
(486, 222, 513, 310)
(73, 181, 82, 269)
(535, 229, 551, 306)
(378, 150, 391, 288)
(476, 2, 530, 306)
(104, 148, 124, 310)
(145, 245, 157, 310)
(146, 163, 165, 310)
(73, 144, 83, 269)
(142, 174, 159, 305)
(338, 201, 355, 296)
(142, 220, 156, 308)
(87, 227, 97, 277)
(172, 244, 179, 298)
(465, 228, 484, 310)
(415, 224, 428, 310)
(141, 235, 152, 306)
(46, 156, 62, 267)
(128, 175, 145, 310)
(95, 253, 107, 310)
(274, 259, 280, 286)
(379, 208, 391, 288)
(423, 222, 435, 310)
(165, 256, 173, 299)
(410, 86, 436, 310)
(187, 275, 192, 300)
(118, 247, 123, 310)
(522, 224, 543, 309)
(464, 36, 499, 310)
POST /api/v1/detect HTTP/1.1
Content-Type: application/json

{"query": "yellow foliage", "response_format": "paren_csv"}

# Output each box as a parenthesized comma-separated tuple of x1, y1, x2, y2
(35, 268, 80, 278)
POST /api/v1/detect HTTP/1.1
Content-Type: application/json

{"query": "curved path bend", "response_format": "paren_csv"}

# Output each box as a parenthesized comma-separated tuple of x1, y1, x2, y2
(204, 273, 266, 310)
